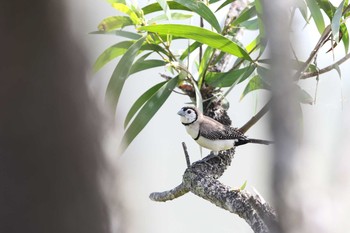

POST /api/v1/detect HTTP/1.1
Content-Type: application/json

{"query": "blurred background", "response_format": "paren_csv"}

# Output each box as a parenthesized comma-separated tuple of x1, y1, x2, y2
(64, 0, 350, 232)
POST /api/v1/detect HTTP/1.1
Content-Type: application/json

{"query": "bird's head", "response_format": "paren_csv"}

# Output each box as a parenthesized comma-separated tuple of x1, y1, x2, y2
(177, 106, 201, 125)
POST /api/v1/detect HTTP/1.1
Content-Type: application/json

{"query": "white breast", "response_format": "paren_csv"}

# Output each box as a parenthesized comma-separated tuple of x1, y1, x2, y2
(184, 124, 235, 152)
(196, 136, 235, 152)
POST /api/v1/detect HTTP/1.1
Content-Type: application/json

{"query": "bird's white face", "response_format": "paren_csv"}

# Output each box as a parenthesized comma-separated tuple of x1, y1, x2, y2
(177, 107, 198, 124)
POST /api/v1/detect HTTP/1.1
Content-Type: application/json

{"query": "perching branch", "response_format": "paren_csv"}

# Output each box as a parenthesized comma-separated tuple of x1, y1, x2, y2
(150, 147, 278, 233)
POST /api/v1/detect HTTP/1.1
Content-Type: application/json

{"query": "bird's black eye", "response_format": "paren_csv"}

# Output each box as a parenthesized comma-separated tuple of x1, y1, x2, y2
(187, 110, 192, 114)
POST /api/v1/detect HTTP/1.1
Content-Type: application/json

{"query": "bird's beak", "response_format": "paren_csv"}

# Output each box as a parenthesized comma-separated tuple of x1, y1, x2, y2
(177, 109, 185, 116)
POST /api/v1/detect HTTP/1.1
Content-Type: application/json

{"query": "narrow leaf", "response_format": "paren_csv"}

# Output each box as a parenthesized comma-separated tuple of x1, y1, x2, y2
(140, 24, 252, 60)
(331, 0, 345, 41)
(142, 1, 190, 15)
(340, 24, 349, 53)
(306, 0, 326, 34)
(206, 66, 256, 87)
(333, 63, 342, 79)
(216, 0, 234, 12)
(124, 82, 165, 129)
(240, 75, 269, 100)
(156, 0, 172, 20)
(297, 86, 313, 105)
(255, 0, 267, 55)
(240, 180, 248, 191)
(173, 0, 221, 32)
(93, 41, 134, 72)
(90, 30, 142, 40)
(129, 59, 166, 75)
(112, 3, 141, 24)
(148, 12, 193, 23)
(295, 0, 308, 21)
(180, 41, 202, 60)
(240, 19, 259, 30)
(97, 16, 133, 31)
(120, 76, 179, 154)
(198, 46, 215, 87)
(232, 6, 257, 26)
(107, 0, 126, 4)
(94, 41, 169, 72)
(105, 36, 147, 115)
(315, 0, 335, 19)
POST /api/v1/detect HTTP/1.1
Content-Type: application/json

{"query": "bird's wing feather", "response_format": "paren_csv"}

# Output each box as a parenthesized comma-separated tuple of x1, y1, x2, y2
(199, 118, 248, 141)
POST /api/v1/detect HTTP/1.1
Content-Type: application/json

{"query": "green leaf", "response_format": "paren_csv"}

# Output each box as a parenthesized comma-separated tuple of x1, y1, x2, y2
(129, 59, 166, 75)
(340, 24, 349, 53)
(97, 16, 134, 31)
(90, 30, 142, 40)
(156, 0, 172, 20)
(105, 36, 147, 115)
(173, 0, 221, 32)
(306, 0, 325, 34)
(142, 1, 190, 15)
(315, 0, 335, 19)
(331, 0, 345, 41)
(295, 0, 308, 21)
(206, 66, 256, 87)
(198, 46, 214, 87)
(93, 41, 134, 72)
(239, 180, 248, 191)
(256, 66, 272, 84)
(120, 76, 179, 154)
(240, 19, 259, 30)
(180, 41, 202, 60)
(124, 82, 165, 129)
(254, 0, 266, 55)
(216, 0, 234, 12)
(148, 12, 193, 23)
(140, 24, 252, 60)
(93, 41, 169, 73)
(112, 3, 141, 24)
(240, 75, 269, 100)
(232, 6, 257, 26)
(297, 86, 313, 105)
(107, 0, 126, 4)
(333, 63, 342, 79)
(209, 0, 221, 3)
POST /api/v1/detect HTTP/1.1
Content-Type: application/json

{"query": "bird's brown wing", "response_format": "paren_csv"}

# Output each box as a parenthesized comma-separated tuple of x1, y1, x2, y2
(199, 118, 248, 141)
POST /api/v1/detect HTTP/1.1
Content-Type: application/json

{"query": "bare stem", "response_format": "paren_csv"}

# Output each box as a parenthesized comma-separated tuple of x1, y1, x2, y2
(182, 142, 191, 168)
(239, 100, 271, 133)
(301, 52, 350, 79)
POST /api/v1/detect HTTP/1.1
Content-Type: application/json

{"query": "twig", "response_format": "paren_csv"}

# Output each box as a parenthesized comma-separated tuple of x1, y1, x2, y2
(182, 142, 191, 168)
(149, 183, 189, 202)
(301, 52, 350, 79)
(295, 25, 332, 80)
(239, 100, 271, 133)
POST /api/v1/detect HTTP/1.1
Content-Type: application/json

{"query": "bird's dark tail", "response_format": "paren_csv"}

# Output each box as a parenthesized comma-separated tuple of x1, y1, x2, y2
(248, 138, 274, 145)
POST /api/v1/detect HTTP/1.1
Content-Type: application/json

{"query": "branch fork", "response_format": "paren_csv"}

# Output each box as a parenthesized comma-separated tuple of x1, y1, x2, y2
(150, 146, 277, 233)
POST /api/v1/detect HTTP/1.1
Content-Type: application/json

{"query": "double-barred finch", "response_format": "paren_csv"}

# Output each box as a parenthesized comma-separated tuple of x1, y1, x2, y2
(177, 106, 273, 155)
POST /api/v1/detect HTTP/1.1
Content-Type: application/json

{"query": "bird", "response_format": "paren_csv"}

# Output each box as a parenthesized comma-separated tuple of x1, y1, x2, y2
(177, 106, 273, 155)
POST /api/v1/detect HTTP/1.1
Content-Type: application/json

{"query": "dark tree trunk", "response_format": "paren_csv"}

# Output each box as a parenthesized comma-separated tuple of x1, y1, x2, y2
(0, 1, 111, 233)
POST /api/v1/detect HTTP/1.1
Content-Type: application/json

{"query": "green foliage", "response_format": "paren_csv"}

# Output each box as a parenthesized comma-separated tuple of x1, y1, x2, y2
(92, 0, 350, 154)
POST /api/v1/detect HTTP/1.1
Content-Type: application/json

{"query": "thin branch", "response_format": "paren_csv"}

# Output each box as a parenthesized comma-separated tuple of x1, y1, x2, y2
(149, 183, 189, 202)
(182, 142, 191, 168)
(301, 52, 350, 79)
(295, 25, 332, 80)
(239, 100, 271, 133)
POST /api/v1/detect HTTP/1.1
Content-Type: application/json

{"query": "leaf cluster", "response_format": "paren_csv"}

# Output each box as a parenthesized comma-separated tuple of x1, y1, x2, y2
(91, 0, 350, 154)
